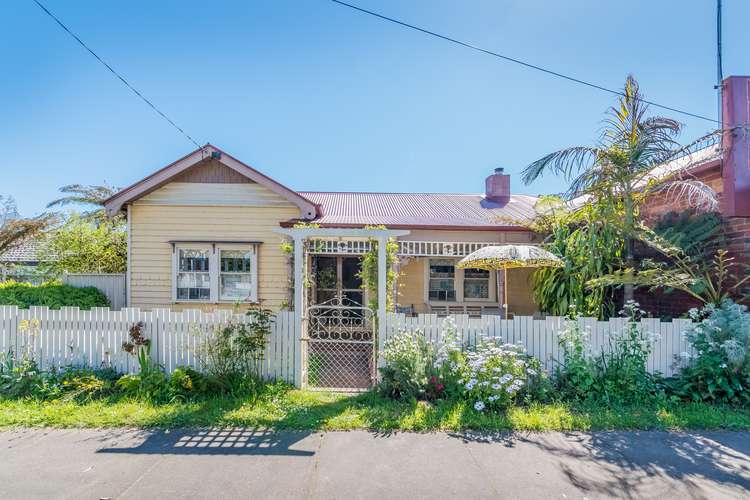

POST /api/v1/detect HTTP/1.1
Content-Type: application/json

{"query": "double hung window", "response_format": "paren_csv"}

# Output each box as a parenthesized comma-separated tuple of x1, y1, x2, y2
(173, 244, 258, 303)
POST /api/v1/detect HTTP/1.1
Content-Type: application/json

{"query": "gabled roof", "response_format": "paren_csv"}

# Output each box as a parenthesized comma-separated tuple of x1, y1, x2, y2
(298, 192, 538, 230)
(106, 145, 539, 231)
(104, 144, 319, 219)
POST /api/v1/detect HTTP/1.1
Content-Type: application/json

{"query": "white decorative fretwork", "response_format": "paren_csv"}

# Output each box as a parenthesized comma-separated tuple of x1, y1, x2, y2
(305, 239, 498, 257)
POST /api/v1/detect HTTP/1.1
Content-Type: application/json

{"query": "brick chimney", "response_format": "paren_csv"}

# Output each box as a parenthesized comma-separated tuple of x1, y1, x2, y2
(485, 167, 511, 203)
(722, 76, 750, 217)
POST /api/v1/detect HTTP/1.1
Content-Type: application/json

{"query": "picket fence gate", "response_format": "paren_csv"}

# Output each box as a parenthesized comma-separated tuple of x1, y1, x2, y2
(0, 306, 696, 384)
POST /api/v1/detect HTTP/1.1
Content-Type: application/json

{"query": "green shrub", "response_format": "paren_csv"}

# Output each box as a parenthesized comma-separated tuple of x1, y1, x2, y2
(192, 305, 274, 395)
(0, 281, 109, 309)
(116, 371, 168, 401)
(0, 355, 48, 398)
(0, 352, 120, 401)
(168, 366, 213, 399)
(378, 330, 432, 400)
(555, 301, 661, 405)
(669, 300, 750, 405)
(57, 367, 121, 401)
(554, 321, 597, 401)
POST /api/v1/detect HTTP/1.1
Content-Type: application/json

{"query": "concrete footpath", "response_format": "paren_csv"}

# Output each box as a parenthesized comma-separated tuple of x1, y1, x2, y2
(1, 428, 748, 499)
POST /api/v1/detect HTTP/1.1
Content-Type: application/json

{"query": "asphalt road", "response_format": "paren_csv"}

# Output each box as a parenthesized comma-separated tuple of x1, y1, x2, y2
(1, 428, 748, 499)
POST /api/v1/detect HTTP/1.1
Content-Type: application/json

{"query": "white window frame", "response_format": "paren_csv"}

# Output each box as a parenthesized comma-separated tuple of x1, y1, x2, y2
(423, 258, 496, 304)
(173, 244, 212, 303)
(218, 244, 258, 303)
(462, 267, 494, 302)
(426, 258, 458, 303)
(172, 243, 258, 304)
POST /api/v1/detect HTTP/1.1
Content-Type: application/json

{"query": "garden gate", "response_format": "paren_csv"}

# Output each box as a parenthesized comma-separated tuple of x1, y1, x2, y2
(303, 296, 375, 390)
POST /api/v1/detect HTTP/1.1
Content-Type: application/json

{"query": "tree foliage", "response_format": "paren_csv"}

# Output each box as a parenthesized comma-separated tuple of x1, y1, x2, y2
(530, 198, 622, 319)
(0, 195, 53, 259)
(523, 76, 720, 303)
(589, 249, 750, 307)
(0, 216, 53, 257)
(0, 195, 20, 226)
(38, 215, 126, 275)
(652, 210, 724, 262)
(47, 183, 120, 223)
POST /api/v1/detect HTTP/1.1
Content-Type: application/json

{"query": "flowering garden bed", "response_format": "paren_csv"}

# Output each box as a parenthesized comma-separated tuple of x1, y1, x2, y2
(1, 300, 748, 431)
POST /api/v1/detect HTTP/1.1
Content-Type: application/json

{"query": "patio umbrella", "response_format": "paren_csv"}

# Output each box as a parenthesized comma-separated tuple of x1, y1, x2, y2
(457, 245, 563, 319)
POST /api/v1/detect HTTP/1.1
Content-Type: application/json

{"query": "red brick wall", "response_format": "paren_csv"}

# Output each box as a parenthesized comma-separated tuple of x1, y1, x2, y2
(638, 163, 750, 316)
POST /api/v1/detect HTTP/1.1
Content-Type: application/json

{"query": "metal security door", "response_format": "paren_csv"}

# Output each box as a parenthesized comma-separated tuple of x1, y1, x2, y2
(304, 295, 375, 390)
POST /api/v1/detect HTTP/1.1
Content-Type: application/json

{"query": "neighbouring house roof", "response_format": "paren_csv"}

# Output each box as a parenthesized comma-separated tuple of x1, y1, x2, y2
(297, 192, 539, 230)
(104, 144, 319, 219)
(0, 239, 44, 264)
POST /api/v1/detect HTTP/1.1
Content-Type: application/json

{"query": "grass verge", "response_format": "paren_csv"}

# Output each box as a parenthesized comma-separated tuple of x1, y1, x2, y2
(1, 386, 749, 431)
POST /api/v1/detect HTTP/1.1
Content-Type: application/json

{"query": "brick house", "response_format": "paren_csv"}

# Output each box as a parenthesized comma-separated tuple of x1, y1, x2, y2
(638, 75, 750, 316)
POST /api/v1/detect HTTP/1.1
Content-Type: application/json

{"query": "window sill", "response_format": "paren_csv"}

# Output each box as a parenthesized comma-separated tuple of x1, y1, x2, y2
(426, 300, 498, 305)
(173, 300, 260, 305)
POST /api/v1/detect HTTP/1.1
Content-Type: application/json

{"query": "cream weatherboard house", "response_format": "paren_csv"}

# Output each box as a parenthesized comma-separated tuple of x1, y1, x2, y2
(104, 145, 540, 319)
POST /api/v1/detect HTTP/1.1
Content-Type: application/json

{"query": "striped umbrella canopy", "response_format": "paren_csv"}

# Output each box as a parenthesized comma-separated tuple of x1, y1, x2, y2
(457, 245, 562, 318)
(456, 244, 563, 271)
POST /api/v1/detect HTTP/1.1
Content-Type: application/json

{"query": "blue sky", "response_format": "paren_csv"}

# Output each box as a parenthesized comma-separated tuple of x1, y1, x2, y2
(2, 0, 748, 216)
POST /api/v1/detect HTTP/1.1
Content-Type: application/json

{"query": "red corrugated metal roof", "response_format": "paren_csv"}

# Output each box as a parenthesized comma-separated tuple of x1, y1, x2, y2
(298, 192, 538, 229)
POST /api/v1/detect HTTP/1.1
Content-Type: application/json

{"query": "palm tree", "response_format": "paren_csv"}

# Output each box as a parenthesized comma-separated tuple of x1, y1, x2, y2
(522, 75, 720, 302)
(47, 184, 120, 223)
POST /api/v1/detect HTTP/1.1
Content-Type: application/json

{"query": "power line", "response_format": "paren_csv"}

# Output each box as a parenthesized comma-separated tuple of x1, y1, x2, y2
(31, 0, 203, 149)
(331, 0, 719, 125)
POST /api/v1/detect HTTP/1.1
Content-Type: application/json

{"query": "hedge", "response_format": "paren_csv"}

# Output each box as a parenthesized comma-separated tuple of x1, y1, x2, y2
(0, 281, 109, 309)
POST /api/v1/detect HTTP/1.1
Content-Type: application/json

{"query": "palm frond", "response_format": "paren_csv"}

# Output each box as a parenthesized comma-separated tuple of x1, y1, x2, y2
(587, 267, 700, 296)
(658, 179, 719, 212)
(47, 184, 119, 209)
(521, 146, 601, 185)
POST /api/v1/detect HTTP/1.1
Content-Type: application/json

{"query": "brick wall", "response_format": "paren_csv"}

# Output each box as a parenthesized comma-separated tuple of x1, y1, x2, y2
(638, 163, 750, 317)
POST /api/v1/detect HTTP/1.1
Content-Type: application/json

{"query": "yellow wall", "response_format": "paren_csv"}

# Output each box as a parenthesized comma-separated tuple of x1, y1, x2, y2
(505, 267, 536, 316)
(395, 256, 539, 316)
(397, 258, 427, 313)
(129, 188, 298, 310)
(127, 176, 539, 315)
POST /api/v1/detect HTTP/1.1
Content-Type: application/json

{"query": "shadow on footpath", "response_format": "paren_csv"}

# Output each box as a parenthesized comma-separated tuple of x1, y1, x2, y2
(97, 428, 317, 456)
(451, 430, 750, 499)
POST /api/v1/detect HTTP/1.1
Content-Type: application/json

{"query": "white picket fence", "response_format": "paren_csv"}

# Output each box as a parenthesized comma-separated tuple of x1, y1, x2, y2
(0, 307, 696, 384)
(384, 313, 696, 377)
(0, 306, 299, 383)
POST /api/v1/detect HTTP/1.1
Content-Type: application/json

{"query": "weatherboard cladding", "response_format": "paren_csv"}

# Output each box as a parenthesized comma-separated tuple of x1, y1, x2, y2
(299, 192, 538, 228)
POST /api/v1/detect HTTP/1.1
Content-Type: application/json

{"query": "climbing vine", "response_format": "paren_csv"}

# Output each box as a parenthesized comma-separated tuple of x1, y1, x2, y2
(278, 222, 322, 309)
(358, 226, 399, 312)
